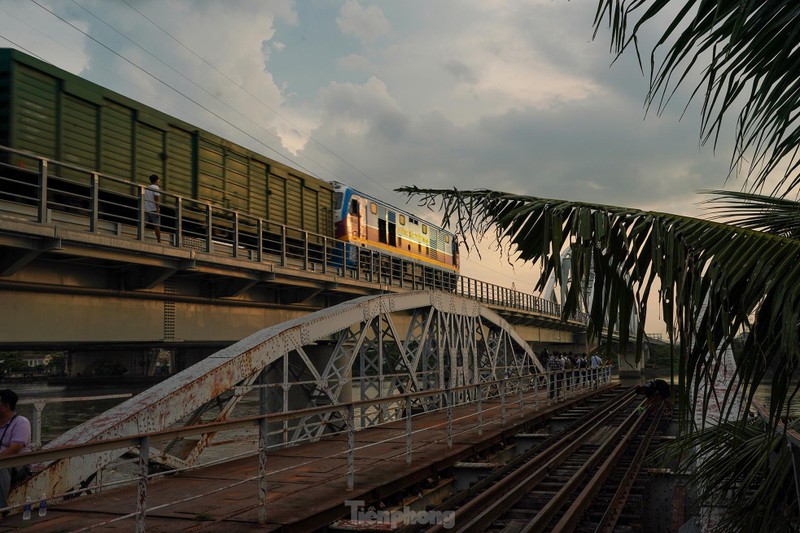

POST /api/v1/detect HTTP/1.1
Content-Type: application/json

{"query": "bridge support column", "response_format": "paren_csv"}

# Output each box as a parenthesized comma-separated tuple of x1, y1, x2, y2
(617, 352, 644, 386)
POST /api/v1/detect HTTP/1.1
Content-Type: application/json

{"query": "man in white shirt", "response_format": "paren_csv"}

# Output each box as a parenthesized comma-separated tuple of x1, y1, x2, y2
(144, 174, 161, 243)
(0, 389, 31, 516)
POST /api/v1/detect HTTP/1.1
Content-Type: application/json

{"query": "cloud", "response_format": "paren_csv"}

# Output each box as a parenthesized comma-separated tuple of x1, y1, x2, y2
(441, 59, 478, 84)
(337, 53, 372, 71)
(337, 1, 392, 44)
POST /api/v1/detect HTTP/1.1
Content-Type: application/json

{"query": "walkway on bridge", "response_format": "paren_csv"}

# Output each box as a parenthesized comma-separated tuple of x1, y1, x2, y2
(0, 383, 616, 532)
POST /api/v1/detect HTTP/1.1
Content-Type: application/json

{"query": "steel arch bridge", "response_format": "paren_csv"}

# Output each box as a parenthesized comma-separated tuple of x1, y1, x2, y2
(16, 290, 543, 504)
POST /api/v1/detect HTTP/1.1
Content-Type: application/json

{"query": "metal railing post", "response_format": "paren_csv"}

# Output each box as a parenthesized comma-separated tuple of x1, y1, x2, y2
(303, 231, 309, 270)
(258, 369, 268, 523)
(477, 384, 483, 436)
(405, 396, 412, 464)
(37, 159, 48, 223)
(535, 375, 539, 410)
(256, 219, 263, 262)
(90, 173, 99, 232)
(280, 226, 287, 267)
(447, 391, 453, 449)
(258, 415, 268, 524)
(31, 401, 45, 449)
(205, 203, 213, 253)
(175, 197, 183, 248)
(519, 376, 524, 414)
(136, 435, 150, 533)
(232, 212, 239, 258)
(322, 237, 328, 274)
(501, 378, 506, 424)
(138, 186, 146, 240)
(347, 404, 355, 490)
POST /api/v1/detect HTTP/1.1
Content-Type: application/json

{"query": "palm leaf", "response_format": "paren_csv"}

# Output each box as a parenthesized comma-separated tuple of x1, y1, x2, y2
(398, 186, 799, 425)
(593, 1, 800, 194)
(399, 185, 800, 529)
(703, 189, 800, 238)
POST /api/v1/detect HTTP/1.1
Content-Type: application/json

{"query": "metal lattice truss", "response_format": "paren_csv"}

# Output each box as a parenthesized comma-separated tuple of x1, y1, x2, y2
(18, 291, 542, 505)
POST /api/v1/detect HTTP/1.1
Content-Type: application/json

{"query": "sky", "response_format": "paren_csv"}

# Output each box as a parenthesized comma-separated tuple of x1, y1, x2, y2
(0, 0, 744, 333)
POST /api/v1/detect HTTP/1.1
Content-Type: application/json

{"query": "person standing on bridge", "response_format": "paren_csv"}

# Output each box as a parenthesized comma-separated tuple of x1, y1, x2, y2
(144, 174, 162, 243)
(547, 351, 564, 402)
(590, 352, 603, 387)
(0, 389, 31, 516)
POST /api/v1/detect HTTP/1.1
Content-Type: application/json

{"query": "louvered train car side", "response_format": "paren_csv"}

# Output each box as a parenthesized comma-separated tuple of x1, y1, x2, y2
(0, 48, 335, 248)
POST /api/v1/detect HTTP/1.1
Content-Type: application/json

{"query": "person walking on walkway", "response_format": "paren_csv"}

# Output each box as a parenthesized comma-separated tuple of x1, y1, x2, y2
(144, 174, 162, 243)
(590, 352, 603, 386)
(0, 389, 31, 516)
(577, 353, 588, 387)
(547, 351, 563, 401)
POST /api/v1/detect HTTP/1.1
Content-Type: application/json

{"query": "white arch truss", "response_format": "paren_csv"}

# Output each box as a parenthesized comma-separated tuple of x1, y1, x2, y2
(17, 290, 541, 504)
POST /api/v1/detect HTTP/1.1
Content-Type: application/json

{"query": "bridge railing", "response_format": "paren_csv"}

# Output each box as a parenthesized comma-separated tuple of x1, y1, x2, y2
(0, 145, 585, 324)
(0, 369, 614, 527)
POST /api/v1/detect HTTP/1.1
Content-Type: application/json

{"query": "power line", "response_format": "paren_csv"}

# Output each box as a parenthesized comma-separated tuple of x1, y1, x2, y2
(70, 0, 349, 191)
(20, 1, 532, 288)
(114, 1, 528, 285)
(28, 0, 324, 178)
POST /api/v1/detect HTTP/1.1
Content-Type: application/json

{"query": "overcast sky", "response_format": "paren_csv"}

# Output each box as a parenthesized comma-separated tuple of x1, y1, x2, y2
(0, 0, 742, 332)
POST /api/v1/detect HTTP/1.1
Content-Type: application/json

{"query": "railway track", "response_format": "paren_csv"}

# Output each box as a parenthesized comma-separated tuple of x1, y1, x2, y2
(413, 388, 665, 533)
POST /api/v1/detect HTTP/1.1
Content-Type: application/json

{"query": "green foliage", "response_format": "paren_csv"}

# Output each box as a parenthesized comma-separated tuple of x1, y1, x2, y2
(398, 185, 800, 530)
(594, 1, 800, 195)
(395, 2, 800, 530)
(0, 353, 30, 375)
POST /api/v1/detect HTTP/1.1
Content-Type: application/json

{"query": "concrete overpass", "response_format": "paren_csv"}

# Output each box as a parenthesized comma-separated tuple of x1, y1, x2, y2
(0, 150, 589, 376)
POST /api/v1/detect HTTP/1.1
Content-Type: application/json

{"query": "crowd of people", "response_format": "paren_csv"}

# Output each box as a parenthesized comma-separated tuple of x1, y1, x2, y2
(541, 349, 613, 402)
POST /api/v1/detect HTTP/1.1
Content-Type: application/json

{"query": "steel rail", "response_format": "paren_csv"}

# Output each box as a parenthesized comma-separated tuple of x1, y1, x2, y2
(519, 398, 645, 533)
(424, 388, 635, 532)
(546, 403, 659, 532)
(590, 409, 663, 533)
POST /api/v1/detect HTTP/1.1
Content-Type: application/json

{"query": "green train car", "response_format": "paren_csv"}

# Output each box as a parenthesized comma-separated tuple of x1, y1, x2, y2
(0, 48, 333, 236)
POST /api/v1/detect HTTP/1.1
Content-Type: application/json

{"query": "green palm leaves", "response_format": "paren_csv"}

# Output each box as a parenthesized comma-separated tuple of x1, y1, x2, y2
(594, 0, 800, 194)
(398, 186, 800, 530)
(398, 187, 800, 427)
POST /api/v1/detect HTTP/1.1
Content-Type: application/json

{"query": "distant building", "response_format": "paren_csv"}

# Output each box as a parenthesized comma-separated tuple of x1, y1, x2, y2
(22, 353, 52, 368)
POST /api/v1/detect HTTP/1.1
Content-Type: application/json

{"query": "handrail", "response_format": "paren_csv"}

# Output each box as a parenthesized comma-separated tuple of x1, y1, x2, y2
(0, 369, 615, 531)
(0, 144, 588, 324)
(0, 368, 615, 471)
(18, 394, 133, 449)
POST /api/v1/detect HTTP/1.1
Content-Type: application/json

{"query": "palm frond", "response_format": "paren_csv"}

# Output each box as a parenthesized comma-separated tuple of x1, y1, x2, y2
(399, 185, 800, 528)
(398, 186, 800, 430)
(703, 189, 800, 238)
(653, 418, 796, 532)
(593, 0, 800, 194)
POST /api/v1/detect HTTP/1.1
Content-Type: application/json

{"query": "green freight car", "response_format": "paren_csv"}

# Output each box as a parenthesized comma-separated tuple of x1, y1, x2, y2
(0, 48, 333, 236)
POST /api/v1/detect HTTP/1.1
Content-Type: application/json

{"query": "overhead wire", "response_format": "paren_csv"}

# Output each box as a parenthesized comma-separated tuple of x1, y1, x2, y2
(20, 0, 533, 288)
(27, 0, 322, 178)
(110, 1, 534, 287)
(69, 0, 348, 193)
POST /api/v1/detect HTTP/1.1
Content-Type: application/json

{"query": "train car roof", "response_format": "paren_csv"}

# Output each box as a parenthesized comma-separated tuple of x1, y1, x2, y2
(332, 181, 455, 237)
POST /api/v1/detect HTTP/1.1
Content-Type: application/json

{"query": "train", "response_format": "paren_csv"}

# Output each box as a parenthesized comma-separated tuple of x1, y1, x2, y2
(333, 182, 458, 272)
(0, 48, 458, 278)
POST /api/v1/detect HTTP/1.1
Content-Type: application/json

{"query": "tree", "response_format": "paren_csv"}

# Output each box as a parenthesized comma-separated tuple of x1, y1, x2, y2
(0, 353, 30, 376)
(398, 4, 800, 530)
(594, 0, 800, 195)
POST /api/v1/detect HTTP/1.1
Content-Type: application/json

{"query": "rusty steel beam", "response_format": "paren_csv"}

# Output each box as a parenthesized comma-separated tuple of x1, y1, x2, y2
(12, 290, 540, 508)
